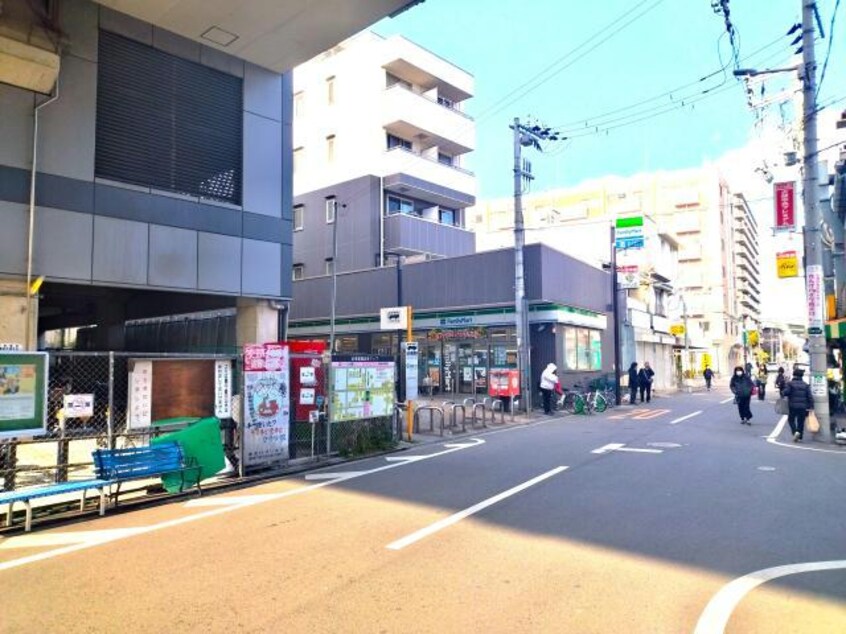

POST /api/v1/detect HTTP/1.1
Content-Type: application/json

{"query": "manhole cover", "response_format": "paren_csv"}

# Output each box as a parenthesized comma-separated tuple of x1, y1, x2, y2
(758, 466, 776, 472)
(648, 442, 683, 449)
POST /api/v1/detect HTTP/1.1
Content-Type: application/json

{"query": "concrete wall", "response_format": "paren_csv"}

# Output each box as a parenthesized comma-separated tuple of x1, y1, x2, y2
(0, 0, 293, 300)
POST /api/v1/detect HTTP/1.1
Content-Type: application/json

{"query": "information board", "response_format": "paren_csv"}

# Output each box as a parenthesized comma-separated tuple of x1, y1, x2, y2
(330, 355, 395, 423)
(243, 343, 290, 466)
(0, 351, 48, 438)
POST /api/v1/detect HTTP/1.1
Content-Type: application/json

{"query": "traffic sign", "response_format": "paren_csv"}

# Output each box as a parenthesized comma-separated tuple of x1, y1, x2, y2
(615, 236, 645, 250)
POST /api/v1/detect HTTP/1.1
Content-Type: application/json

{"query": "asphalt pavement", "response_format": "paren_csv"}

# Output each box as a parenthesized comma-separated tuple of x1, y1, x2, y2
(1, 386, 845, 633)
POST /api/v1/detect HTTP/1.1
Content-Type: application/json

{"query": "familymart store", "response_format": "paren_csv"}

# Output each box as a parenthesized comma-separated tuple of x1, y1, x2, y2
(288, 302, 610, 399)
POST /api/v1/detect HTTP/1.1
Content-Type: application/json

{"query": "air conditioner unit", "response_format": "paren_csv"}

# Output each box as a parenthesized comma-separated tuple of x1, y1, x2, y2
(0, 35, 60, 93)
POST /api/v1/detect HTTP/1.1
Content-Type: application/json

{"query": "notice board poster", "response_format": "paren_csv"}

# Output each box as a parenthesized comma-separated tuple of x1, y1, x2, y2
(0, 352, 48, 438)
(243, 343, 290, 466)
(330, 355, 395, 423)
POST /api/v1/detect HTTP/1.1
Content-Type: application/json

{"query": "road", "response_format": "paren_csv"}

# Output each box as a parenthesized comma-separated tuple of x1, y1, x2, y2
(2, 386, 846, 633)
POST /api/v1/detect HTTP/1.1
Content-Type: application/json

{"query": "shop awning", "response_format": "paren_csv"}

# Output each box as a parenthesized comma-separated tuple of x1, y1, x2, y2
(826, 320, 846, 339)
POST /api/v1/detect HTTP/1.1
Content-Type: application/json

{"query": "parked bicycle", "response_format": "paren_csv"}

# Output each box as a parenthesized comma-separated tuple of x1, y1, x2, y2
(558, 385, 608, 415)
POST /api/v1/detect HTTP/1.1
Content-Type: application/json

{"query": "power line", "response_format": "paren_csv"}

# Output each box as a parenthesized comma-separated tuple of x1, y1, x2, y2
(816, 0, 842, 99)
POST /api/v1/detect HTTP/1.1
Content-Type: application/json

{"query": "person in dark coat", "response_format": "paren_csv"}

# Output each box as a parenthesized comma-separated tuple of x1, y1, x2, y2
(703, 366, 714, 391)
(756, 363, 768, 400)
(638, 362, 655, 403)
(627, 362, 638, 405)
(729, 365, 754, 424)
(783, 368, 814, 442)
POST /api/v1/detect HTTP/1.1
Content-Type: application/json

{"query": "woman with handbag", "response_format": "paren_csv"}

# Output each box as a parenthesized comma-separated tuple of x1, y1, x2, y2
(783, 367, 814, 442)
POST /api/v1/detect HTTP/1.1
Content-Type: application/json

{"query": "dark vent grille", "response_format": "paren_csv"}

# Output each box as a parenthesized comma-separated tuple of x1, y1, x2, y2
(96, 30, 243, 204)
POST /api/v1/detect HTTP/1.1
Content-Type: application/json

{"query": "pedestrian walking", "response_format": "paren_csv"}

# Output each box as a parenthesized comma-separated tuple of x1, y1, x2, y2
(783, 368, 813, 442)
(539, 363, 558, 415)
(627, 362, 639, 404)
(775, 367, 787, 395)
(638, 361, 655, 403)
(729, 365, 754, 425)
(756, 363, 768, 401)
(703, 366, 714, 391)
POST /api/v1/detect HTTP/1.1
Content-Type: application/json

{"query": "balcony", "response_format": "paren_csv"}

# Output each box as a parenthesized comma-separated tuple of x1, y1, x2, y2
(384, 212, 475, 259)
(383, 147, 476, 208)
(380, 35, 474, 102)
(383, 83, 475, 154)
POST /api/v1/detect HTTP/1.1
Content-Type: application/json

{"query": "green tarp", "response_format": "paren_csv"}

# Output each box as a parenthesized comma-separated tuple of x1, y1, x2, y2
(151, 417, 224, 493)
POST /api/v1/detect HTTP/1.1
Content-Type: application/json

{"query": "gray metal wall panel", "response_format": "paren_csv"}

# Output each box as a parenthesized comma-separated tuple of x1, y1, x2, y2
(384, 214, 474, 258)
(0, 165, 29, 203)
(200, 45, 245, 77)
(242, 239, 281, 296)
(152, 26, 200, 62)
(243, 212, 283, 242)
(281, 73, 293, 222)
(243, 113, 282, 217)
(244, 63, 282, 121)
(99, 7, 153, 44)
(0, 203, 27, 274)
(533, 244, 610, 313)
(37, 173, 94, 213)
(148, 225, 198, 289)
(92, 216, 148, 284)
(60, 0, 99, 63)
(37, 55, 97, 181)
(33, 207, 93, 281)
(280, 244, 293, 299)
(198, 232, 241, 293)
(0, 85, 33, 170)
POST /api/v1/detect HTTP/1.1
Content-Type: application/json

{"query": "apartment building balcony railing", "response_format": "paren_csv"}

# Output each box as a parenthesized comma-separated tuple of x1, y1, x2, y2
(383, 146, 476, 205)
(384, 211, 475, 259)
(383, 83, 475, 154)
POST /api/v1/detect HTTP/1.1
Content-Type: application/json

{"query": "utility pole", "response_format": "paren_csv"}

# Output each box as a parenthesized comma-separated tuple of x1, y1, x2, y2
(609, 225, 622, 405)
(329, 199, 340, 355)
(510, 117, 562, 412)
(801, 0, 830, 438)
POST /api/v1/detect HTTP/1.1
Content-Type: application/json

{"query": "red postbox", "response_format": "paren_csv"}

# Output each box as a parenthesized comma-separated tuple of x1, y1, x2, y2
(488, 369, 520, 397)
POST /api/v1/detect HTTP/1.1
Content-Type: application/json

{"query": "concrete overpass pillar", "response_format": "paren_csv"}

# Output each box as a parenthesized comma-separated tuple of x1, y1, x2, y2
(236, 298, 279, 347)
(0, 280, 37, 350)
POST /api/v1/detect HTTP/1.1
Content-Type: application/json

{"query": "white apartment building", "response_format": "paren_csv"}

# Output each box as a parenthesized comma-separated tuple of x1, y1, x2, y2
(291, 31, 477, 278)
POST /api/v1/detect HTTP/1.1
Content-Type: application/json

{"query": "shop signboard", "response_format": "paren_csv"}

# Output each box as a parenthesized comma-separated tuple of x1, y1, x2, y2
(670, 324, 686, 336)
(776, 250, 798, 278)
(404, 342, 419, 401)
(214, 360, 232, 419)
(243, 343, 290, 466)
(127, 360, 153, 429)
(700, 353, 713, 372)
(807, 264, 824, 334)
(774, 181, 795, 231)
(330, 355, 395, 423)
(380, 306, 409, 330)
(0, 352, 47, 438)
(63, 393, 94, 419)
(617, 264, 639, 289)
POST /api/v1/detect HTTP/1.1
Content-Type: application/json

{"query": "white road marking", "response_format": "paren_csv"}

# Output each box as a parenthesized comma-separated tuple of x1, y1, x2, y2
(0, 438, 486, 573)
(591, 443, 625, 454)
(648, 442, 683, 449)
(0, 528, 144, 549)
(766, 415, 846, 454)
(615, 447, 663, 454)
(720, 397, 735, 404)
(694, 560, 846, 634)
(670, 410, 702, 425)
(185, 494, 279, 507)
(386, 466, 568, 551)
(757, 466, 776, 472)
(304, 471, 368, 481)
(384, 456, 427, 463)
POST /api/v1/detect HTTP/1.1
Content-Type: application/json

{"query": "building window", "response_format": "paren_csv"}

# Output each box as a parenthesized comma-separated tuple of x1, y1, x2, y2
(386, 133, 412, 151)
(439, 207, 456, 226)
(386, 72, 412, 89)
(437, 95, 455, 109)
(387, 195, 414, 215)
(326, 135, 336, 164)
(293, 204, 304, 231)
(325, 258, 334, 275)
(293, 147, 304, 174)
(563, 327, 602, 371)
(95, 31, 243, 204)
(292, 264, 304, 281)
(294, 91, 305, 117)
(325, 197, 336, 223)
(438, 152, 454, 166)
(326, 76, 335, 105)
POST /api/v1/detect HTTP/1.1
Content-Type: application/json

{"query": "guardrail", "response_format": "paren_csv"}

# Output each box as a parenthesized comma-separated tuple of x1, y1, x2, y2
(413, 406, 446, 436)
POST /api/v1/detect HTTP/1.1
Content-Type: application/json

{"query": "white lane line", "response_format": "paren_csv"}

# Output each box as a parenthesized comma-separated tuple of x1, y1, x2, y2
(766, 415, 846, 454)
(384, 456, 427, 463)
(185, 494, 279, 507)
(670, 410, 702, 425)
(304, 471, 368, 481)
(0, 528, 144, 550)
(591, 443, 625, 455)
(694, 560, 846, 634)
(0, 438, 486, 573)
(615, 447, 663, 454)
(720, 397, 735, 404)
(386, 466, 567, 551)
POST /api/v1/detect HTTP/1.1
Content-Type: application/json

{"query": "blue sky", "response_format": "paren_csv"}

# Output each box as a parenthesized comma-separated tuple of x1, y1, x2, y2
(375, 0, 846, 199)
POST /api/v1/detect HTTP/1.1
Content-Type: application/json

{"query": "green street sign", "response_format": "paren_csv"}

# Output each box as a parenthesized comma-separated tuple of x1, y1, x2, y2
(616, 216, 644, 228)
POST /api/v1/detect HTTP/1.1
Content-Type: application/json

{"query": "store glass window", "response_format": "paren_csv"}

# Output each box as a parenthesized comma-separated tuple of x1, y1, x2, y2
(564, 328, 578, 370)
(578, 329, 591, 370)
(590, 330, 602, 370)
(563, 327, 602, 370)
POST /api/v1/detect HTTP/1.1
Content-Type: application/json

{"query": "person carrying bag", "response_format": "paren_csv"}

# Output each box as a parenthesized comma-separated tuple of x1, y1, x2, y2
(783, 367, 814, 442)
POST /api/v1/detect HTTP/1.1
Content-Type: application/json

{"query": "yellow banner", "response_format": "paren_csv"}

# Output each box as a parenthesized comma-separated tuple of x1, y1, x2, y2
(700, 353, 712, 372)
(670, 324, 685, 336)
(777, 252, 798, 278)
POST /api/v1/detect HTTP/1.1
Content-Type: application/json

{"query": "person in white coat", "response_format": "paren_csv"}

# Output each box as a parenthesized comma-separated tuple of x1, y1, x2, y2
(539, 363, 559, 415)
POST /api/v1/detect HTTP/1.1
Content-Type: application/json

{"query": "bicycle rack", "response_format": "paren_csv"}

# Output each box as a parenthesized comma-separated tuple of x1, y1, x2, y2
(414, 406, 445, 436)
(471, 402, 487, 428)
(443, 401, 466, 433)
(489, 399, 505, 425)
